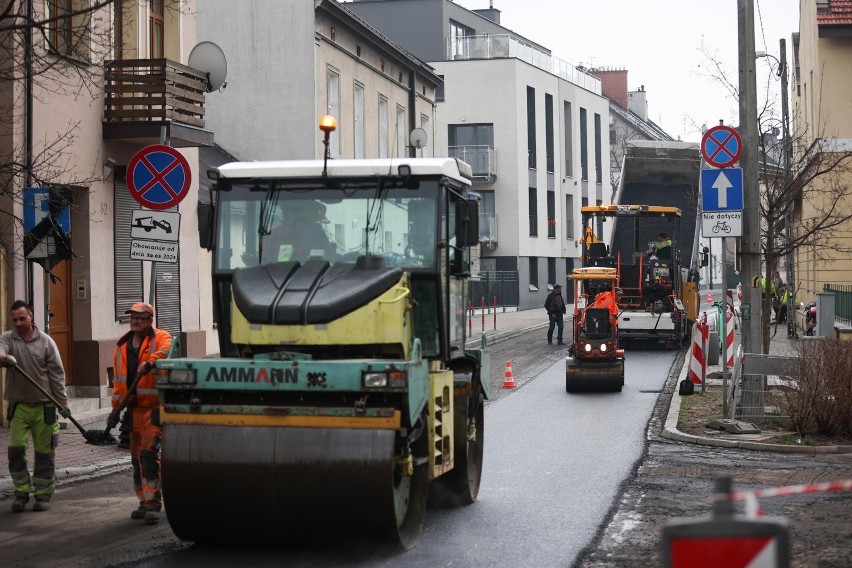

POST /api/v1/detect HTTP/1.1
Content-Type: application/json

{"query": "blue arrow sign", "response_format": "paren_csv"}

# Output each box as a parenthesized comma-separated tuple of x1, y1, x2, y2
(701, 168, 743, 212)
(23, 188, 71, 232)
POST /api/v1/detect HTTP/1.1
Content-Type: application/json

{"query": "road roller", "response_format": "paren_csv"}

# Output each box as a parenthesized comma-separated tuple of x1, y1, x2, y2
(565, 267, 625, 392)
(155, 139, 488, 548)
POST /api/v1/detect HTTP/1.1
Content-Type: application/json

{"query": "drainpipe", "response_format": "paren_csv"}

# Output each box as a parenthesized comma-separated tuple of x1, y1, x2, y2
(25, 0, 34, 306)
(408, 70, 416, 157)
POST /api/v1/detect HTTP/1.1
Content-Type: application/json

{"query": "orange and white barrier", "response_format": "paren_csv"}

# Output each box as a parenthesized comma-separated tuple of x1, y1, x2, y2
(688, 317, 708, 385)
(501, 360, 517, 389)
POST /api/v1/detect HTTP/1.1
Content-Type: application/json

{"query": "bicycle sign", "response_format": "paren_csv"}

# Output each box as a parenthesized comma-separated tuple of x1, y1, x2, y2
(702, 211, 742, 238)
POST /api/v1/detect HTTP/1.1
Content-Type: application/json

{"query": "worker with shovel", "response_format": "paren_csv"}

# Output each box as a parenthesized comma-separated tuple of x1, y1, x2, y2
(0, 300, 70, 513)
(112, 302, 172, 524)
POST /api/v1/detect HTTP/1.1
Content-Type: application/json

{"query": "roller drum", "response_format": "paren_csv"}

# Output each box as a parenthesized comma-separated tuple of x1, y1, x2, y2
(162, 424, 426, 547)
(565, 359, 624, 393)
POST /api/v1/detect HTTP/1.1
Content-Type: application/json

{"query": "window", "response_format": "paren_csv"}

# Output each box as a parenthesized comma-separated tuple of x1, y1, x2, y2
(396, 106, 406, 158)
(546, 190, 556, 238)
(48, 0, 91, 59)
(564, 101, 573, 176)
(378, 96, 389, 158)
(528, 187, 538, 236)
(354, 83, 365, 159)
(150, 0, 164, 58)
(594, 113, 602, 183)
(565, 194, 574, 239)
(436, 75, 445, 102)
(580, 107, 588, 181)
(449, 20, 474, 59)
(479, 190, 496, 240)
(327, 69, 340, 158)
(527, 86, 536, 169)
(548, 258, 556, 287)
(545, 93, 554, 173)
(529, 257, 539, 288)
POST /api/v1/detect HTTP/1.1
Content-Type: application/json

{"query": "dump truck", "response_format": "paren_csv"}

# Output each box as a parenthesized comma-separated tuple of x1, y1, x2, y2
(154, 152, 488, 548)
(578, 140, 702, 348)
(565, 267, 625, 392)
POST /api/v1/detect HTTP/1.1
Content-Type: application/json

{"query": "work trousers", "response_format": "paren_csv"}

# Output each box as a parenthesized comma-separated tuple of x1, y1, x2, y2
(548, 313, 564, 343)
(8, 403, 60, 500)
(130, 406, 163, 511)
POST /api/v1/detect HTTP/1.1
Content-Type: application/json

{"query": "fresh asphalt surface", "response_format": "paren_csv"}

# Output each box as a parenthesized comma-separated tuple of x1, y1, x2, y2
(114, 349, 678, 568)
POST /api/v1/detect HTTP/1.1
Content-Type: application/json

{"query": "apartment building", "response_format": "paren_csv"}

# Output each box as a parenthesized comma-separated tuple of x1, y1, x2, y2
(0, 1, 215, 421)
(346, 0, 612, 310)
(196, 0, 441, 162)
(792, 0, 852, 301)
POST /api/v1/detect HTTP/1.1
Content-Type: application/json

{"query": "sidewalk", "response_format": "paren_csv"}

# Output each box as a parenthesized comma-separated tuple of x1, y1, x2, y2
(4, 295, 844, 495)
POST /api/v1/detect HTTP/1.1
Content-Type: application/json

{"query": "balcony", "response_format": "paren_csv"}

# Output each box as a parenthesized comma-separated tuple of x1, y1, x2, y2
(446, 34, 601, 94)
(449, 145, 497, 181)
(479, 213, 498, 249)
(102, 59, 214, 148)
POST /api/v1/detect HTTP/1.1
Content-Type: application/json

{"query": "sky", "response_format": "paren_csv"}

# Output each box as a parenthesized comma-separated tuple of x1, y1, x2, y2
(452, 0, 800, 142)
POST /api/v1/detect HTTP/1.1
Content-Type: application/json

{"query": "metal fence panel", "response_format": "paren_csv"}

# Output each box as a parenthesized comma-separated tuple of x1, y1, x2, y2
(469, 271, 519, 308)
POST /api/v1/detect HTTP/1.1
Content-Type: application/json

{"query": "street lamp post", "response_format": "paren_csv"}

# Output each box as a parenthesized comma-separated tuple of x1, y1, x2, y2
(756, 39, 795, 339)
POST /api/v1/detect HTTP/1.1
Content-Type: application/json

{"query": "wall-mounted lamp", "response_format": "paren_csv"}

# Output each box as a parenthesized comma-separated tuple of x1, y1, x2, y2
(103, 157, 117, 178)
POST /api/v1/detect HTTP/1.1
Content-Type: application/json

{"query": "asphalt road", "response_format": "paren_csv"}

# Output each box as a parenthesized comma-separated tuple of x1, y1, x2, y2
(0, 329, 679, 568)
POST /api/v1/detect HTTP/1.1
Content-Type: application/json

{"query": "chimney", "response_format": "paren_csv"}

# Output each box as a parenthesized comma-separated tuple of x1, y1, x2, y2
(628, 86, 648, 121)
(473, 8, 501, 24)
(588, 68, 628, 109)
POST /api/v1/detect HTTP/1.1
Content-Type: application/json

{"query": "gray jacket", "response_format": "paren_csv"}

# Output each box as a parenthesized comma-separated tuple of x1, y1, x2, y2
(0, 327, 68, 405)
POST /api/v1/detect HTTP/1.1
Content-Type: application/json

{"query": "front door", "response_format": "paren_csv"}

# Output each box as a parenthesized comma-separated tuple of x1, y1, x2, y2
(48, 260, 73, 385)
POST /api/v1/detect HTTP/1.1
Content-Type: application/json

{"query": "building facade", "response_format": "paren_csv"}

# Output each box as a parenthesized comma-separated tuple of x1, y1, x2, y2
(196, 0, 441, 163)
(792, 0, 852, 302)
(1, 0, 214, 422)
(347, 0, 612, 309)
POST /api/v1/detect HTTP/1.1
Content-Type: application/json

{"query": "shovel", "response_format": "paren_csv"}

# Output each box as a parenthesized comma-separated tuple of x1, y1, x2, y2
(85, 362, 153, 446)
(2, 354, 109, 445)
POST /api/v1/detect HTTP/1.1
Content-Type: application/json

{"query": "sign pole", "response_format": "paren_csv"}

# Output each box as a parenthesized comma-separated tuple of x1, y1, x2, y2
(721, 237, 729, 417)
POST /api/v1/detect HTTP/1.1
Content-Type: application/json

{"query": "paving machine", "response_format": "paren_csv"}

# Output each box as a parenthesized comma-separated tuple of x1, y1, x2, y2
(579, 205, 697, 348)
(565, 267, 625, 392)
(155, 148, 488, 547)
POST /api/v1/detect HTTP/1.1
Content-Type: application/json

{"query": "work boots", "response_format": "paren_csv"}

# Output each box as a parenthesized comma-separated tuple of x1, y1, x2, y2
(131, 506, 147, 520)
(132, 504, 162, 524)
(32, 498, 50, 512)
(11, 494, 28, 513)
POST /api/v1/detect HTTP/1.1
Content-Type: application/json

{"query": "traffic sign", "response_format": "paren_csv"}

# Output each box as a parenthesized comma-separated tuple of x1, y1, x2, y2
(702, 211, 743, 237)
(130, 210, 181, 242)
(24, 188, 70, 232)
(701, 168, 744, 212)
(127, 145, 191, 210)
(130, 240, 179, 263)
(701, 125, 743, 168)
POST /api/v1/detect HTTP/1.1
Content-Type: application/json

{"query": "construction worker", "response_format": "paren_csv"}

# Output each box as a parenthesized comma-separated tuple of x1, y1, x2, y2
(585, 287, 624, 328)
(0, 300, 70, 513)
(651, 233, 672, 259)
(111, 302, 172, 524)
(757, 274, 778, 319)
(776, 284, 795, 324)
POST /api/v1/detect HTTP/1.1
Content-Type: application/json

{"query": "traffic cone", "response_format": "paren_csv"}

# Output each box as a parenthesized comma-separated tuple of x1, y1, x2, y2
(501, 361, 517, 389)
(707, 292, 714, 304)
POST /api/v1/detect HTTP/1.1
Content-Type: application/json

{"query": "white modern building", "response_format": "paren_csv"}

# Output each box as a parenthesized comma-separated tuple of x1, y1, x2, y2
(347, 0, 612, 309)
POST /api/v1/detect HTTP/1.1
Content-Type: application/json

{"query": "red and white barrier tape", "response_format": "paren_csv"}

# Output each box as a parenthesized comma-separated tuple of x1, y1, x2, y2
(717, 480, 852, 519)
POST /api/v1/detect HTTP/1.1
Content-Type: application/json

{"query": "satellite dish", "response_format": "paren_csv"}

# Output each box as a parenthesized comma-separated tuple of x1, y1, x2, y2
(188, 41, 228, 92)
(409, 128, 428, 150)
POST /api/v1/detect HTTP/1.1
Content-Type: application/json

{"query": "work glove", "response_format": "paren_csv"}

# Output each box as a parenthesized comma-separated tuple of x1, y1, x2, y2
(139, 361, 155, 374)
(59, 407, 72, 419)
(1, 355, 17, 367)
(107, 414, 120, 429)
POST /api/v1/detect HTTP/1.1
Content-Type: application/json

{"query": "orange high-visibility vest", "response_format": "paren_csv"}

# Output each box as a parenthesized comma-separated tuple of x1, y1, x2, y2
(112, 326, 172, 409)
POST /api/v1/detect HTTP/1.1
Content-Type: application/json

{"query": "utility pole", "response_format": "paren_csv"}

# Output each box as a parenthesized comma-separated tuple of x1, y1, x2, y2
(738, 0, 761, 353)
(780, 38, 796, 339)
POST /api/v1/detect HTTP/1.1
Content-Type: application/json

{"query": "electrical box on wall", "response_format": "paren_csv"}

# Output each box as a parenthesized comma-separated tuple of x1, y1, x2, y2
(76, 278, 87, 301)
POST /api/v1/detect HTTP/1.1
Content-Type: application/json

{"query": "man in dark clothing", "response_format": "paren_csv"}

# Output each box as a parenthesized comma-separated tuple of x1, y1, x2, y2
(544, 284, 567, 345)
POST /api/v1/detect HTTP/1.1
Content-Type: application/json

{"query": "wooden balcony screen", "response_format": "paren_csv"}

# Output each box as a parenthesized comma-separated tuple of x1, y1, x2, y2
(104, 59, 207, 128)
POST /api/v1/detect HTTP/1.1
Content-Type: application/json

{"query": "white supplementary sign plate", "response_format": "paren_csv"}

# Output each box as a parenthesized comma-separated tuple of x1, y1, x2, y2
(130, 240, 179, 263)
(702, 211, 742, 238)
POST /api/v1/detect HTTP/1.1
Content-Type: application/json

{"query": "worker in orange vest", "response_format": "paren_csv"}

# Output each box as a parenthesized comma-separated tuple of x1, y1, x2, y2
(584, 287, 623, 328)
(110, 302, 172, 525)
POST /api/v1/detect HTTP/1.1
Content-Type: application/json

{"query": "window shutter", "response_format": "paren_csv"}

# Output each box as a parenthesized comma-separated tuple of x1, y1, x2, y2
(114, 181, 143, 321)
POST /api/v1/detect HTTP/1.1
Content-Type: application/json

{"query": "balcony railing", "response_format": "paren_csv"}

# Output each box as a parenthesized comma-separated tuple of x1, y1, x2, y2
(479, 213, 498, 246)
(102, 58, 214, 148)
(449, 145, 496, 181)
(446, 34, 601, 94)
